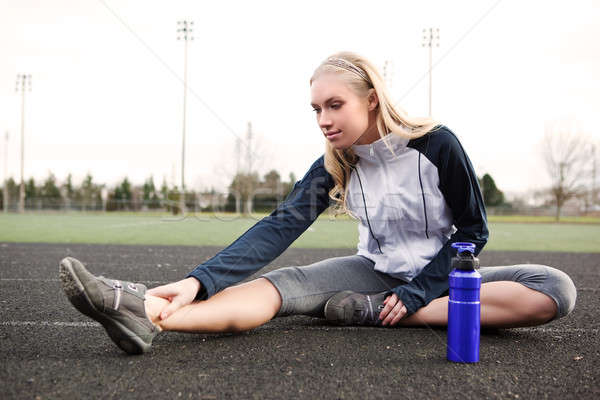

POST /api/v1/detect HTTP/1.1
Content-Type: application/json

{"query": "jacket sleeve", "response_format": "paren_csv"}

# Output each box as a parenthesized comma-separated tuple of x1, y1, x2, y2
(389, 128, 489, 315)
(186, 155, 334, 300)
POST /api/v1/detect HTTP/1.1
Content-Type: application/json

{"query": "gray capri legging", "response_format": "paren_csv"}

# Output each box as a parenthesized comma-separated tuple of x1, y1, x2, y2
(260, 255, 577, 320)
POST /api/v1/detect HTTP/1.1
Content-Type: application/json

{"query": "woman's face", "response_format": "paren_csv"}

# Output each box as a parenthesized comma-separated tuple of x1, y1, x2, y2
(310, 73, 379, 150)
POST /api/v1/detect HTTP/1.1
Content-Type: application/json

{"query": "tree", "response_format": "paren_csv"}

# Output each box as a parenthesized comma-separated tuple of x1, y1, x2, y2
(256, 169, 283, 211)
(78, 173, 102, 211)
(5, 178, 19, 209)
(25, 177, 36, 198)
(150, 191, 160, 209)
(228, 172, 260, 215)
(40, 173, 62, 209)
(479, 173, 504, 207)
(167, 185, 182, 215)
(217, 123, 273, 214)
(580, 141, 600, 214)
(184, 190, 198, 212)
(61, 174, 75, 210)
(142, 176, 155, 203)
(263, 170, 281, 193)
(143, 176, 161, 209)
(25, 177, 37, 208)
(79, 174, 93, 210)
(159, 178, 183, 214)
(540, 120, 590, 221)
(160, 178, 169, 202)
(63, 174, 74, 201)
(114, 177, 132, 210)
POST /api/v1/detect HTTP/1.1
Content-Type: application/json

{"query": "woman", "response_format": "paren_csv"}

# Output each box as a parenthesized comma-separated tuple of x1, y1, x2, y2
(59, 51, 576, 355)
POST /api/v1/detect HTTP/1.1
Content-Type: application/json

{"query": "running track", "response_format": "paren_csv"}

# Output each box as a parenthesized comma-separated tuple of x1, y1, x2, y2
(1, 243, 598, 399)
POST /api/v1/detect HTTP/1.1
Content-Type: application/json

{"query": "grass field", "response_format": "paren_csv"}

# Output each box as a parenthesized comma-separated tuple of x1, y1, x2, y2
(487, 215, 600, 224)
(0, 212, 599, 252)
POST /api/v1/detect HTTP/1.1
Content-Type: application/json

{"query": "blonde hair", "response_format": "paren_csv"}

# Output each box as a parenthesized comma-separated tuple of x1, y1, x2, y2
(310, 51, 440, 216)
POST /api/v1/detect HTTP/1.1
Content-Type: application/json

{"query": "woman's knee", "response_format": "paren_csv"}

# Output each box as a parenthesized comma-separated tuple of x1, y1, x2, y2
(522, 265, 577, 320)
(223, 277, 284, 328)
(530, 290, 558, 324)
(484, 263, 577, 321)
(544, 266, 577, 319)
(254, 277, 283, 316)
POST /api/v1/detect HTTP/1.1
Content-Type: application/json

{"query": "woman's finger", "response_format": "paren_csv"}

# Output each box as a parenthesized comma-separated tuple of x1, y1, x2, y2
(147, 283, 178, 298)
(160, 298, 182, 320)
(382, 300, 404, 326)
(379, 294, 397, 321)
(382, 307, 397, 326)
(389, 305, 408, 326)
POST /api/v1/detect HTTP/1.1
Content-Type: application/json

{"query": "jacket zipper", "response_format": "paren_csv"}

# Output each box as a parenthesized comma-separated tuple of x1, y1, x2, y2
(373, 143, 418, 274)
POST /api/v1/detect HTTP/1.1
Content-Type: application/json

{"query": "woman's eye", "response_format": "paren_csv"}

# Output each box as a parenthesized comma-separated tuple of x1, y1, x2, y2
(312, 104, 340, 113)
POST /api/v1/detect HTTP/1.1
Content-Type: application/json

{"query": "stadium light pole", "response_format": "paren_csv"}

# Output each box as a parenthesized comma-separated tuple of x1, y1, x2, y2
(422, 28, 439, 117)
(177, 20, 193, 215)
(3, 131, 8, 213)
(15, 74, 31, 214)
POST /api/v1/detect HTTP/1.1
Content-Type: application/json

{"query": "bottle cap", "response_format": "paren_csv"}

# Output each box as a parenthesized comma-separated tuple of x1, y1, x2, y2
(451, 242, 479, 270)
(451, 242, 476, 254)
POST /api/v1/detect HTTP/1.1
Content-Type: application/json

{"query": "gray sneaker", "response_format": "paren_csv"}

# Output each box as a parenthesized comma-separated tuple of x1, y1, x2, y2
(324, 290, 389, 326)
(59, 257, 158, 354)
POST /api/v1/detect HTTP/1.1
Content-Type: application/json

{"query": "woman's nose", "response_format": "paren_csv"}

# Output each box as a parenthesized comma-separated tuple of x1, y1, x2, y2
(318, 112, 332, 129)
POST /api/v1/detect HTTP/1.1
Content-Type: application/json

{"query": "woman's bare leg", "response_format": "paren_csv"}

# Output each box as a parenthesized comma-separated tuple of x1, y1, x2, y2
(145, 278, 282, 333)
(144, 280, 557, 332)
(398, 281, 558, 328)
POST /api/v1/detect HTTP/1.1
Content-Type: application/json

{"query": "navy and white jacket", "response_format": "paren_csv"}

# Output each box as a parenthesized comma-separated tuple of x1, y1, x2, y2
(187, 125, 488, 315)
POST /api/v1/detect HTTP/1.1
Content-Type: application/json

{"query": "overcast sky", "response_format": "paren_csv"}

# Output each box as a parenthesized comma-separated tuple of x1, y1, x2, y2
(1, 0, 599, 197)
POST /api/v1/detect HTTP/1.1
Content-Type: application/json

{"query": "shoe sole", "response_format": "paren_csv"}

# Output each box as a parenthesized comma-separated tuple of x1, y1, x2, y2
(324, 290, 358, 326)
(59, 257, 151, 355)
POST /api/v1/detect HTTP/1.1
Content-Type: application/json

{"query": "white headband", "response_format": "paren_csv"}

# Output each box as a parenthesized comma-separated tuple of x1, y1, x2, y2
(323, 57, 369, 82)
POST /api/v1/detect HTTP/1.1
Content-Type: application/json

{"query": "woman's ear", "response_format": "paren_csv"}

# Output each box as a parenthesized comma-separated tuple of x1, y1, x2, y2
(367, 89, 379, 111)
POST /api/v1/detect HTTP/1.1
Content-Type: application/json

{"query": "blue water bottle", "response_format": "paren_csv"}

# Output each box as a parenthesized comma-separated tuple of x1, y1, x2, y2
(447, 242, 481, 363)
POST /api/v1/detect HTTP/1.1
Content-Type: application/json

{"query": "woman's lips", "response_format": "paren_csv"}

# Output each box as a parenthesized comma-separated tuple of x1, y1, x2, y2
(325, 131, 342, 140)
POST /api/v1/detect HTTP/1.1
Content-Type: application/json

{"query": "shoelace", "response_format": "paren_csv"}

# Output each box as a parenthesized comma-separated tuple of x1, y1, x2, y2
(365, 295, 374, 322)
(365, 295, 386, 324)
(351, 294, 386, 325)
(112, 280, 123, 310)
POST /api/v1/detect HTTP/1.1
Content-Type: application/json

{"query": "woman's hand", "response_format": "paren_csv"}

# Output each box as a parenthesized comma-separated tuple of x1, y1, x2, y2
(147, 277, 201, 320)
(379, 293, 408, 326)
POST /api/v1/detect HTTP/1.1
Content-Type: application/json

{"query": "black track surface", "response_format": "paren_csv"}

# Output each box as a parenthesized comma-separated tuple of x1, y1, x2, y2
(1, 243, 598, 399)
